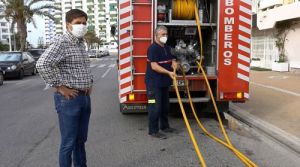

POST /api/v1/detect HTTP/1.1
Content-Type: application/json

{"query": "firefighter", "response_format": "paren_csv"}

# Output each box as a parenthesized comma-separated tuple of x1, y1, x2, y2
(145, 26, 178, 139)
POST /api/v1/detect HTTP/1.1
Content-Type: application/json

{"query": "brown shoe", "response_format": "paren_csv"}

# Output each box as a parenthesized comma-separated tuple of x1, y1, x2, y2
(149, 132, 167, 139)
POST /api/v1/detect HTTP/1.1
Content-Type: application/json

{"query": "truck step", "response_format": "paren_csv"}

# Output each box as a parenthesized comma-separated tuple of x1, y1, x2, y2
(169, 97, 210, 103)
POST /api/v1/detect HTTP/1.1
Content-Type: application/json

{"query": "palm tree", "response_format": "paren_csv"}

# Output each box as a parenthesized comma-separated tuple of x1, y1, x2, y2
(0, 0, 59, 51)
(84, 29, 102, 49)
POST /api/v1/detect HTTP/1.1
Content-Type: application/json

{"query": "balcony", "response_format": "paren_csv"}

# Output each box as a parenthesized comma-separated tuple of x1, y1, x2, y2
(259, 0, 283, 10)
(257, 2, 300, 30)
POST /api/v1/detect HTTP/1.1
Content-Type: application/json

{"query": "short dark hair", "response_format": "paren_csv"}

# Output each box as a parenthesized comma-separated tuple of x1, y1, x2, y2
(65, 9, 88, 23)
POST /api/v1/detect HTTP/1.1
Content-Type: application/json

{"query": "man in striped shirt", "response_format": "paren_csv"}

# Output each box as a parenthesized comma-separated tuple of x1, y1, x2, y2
(36, 9, 93, 167)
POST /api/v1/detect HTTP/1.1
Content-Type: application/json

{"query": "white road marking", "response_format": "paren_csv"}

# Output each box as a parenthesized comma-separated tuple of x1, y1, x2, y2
(101, 68, 112, 78)
(268, 76, 289, 79)
(252, 82, 300, 97)
(97, 64, 106, 68)
(108, 64, 116, 68)
(15, 79, 32, 85)
(90, 64, 97, 68)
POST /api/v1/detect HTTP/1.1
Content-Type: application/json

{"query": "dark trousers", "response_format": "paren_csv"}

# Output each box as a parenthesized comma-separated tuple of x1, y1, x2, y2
(54, 92, 91, 167)
(146, 86, 170, 134)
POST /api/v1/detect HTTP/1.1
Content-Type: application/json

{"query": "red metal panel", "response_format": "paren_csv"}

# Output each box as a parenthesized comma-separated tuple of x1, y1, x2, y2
(132, 40, 151, 55)
(133, 6, 152, 21)
(119, 1, 152, 101)
(133, 75, 146, 90)
(133, 58, 147, 73)
(217, 0, 251, 100)
(133, 23, 152, 38)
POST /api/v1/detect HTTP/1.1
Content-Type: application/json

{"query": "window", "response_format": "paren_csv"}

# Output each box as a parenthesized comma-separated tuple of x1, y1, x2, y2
(1, 23, 6, 26)
(2, 29, 8, 33)
(2, 35, 8, 39)
(22, 54, 28, 61)
(109, 4, 115, 11)
(26, 53, 35, 62)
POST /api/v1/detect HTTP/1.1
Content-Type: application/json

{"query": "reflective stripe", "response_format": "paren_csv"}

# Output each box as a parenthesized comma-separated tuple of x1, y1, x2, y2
(148, 99, 156, 103)
(147, 59, 173, 64)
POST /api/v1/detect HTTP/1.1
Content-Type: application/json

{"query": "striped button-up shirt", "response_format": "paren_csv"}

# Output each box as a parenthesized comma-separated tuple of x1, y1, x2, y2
(36, 32, 93, 90)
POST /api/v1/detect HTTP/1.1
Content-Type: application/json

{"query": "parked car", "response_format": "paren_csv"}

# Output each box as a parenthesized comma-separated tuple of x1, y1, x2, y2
(88, 49, 103, 58)
(0, 52, 37, 79)
(0, 70, 4, 85)
(99, 47, 109, 57)
(109, 42, 118, 49)
(28, 49, 45, 61)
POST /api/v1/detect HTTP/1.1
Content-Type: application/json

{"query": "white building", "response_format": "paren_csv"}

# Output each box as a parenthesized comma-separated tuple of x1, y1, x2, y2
(252, 0, 300, 70)
(44, 8, 57, 47)
(48, 0, 117, 46)
(0, 19, 9, 44)
(0, 1, 10, 45)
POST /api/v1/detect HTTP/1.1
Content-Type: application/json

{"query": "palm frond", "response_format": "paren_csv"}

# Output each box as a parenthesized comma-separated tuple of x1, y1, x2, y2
(33, 10, 56, 21)
(31, 5, 60, 12)
(29, 17, 37, 28)
(28, 0, 55, 7)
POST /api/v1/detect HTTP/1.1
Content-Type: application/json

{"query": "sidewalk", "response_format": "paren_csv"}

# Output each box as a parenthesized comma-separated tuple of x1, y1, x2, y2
(228, 70, 300, 154)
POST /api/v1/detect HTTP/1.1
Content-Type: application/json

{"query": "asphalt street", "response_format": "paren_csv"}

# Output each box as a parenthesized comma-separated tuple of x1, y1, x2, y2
(0, 54, 299, 167)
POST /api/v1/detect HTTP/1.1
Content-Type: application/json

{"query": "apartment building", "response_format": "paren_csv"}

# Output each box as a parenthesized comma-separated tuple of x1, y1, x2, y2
(252, 0, 300, 70)
(44, 8, 57, 46)
(44, 0, 117, 46)
(0, 19, 10, 45)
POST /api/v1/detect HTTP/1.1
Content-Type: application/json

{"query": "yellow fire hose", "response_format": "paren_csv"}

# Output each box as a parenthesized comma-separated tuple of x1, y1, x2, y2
(173, 72, 207, 167)
(193, 3, 258, 167)
(171, 1, 258, 166)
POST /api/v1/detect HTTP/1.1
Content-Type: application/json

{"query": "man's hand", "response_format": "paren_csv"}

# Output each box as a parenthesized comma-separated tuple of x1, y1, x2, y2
(168, 71, 176, 79)
(172, 60, 178, 70)
(56, 86, 78, 100)
(88, 87, 93, 95)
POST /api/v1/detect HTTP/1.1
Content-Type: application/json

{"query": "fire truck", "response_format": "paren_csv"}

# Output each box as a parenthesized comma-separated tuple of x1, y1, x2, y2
(117, 0, 252, 114)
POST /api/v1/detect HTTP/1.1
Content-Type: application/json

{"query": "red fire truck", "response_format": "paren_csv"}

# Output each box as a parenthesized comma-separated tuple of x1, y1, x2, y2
(117, 0, 252, 113)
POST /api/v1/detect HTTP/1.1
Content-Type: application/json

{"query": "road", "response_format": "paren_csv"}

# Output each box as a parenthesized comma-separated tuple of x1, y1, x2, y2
(0, 54, 299, 167)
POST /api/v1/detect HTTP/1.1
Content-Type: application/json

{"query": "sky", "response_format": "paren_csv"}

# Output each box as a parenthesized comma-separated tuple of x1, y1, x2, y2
(27, 16, 45, 48)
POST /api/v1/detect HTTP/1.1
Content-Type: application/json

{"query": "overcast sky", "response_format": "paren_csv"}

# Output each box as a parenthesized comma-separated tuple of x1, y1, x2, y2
(27, 16, 45, 48)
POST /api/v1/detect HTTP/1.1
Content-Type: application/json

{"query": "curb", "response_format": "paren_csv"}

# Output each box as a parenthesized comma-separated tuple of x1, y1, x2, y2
(229, 103, 300, 155)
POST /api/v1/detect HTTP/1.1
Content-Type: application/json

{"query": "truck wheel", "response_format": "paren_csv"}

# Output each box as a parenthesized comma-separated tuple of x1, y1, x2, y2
(199, 101, 227, 120)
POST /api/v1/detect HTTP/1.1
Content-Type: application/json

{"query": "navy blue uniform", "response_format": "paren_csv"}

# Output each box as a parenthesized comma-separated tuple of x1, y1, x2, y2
(145, 42, 175, 87)
(145, 42, 175, 134)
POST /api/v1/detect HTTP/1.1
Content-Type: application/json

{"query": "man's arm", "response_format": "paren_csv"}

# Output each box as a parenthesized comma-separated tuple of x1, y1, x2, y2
(36, 41, 65, 88)
(151, 62, 176, 79)
(171, 59, 178, 71)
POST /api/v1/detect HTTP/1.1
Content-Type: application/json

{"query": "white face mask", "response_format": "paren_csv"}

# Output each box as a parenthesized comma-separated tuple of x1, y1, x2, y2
(160, 36, 168, 44)
(71, 24, 87, 38)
